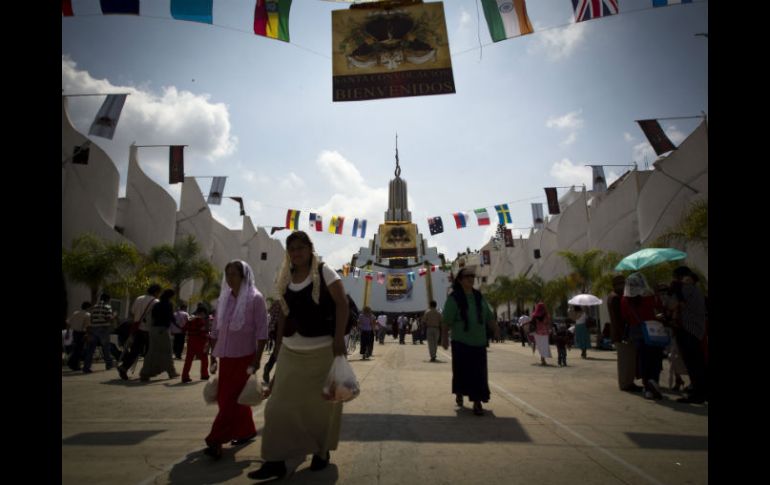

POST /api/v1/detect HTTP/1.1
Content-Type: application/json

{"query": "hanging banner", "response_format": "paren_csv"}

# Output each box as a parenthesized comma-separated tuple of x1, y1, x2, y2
(504, 229, 514, 247)
(379, 223, 418, 258)
(387, 270, 414, 301)
(331, 1, 455, 102)
(592, 165, 607, 192)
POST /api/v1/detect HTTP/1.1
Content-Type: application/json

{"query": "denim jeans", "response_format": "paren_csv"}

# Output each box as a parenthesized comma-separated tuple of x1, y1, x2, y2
(83, 326, 114, 370)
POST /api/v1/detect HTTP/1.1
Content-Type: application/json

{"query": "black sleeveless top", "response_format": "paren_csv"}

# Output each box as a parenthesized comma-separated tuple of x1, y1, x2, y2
(283, 263, 336, 337)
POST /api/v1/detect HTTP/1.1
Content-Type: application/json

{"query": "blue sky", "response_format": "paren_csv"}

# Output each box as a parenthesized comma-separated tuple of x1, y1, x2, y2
(62, 0, 708, 269)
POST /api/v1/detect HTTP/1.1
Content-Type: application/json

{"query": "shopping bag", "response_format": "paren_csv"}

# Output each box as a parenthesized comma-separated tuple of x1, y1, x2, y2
(321, 356, 360, 403)
(642, 320, 671, 348)
(203, 375, 219, 404)
(237, 374, 264, 406)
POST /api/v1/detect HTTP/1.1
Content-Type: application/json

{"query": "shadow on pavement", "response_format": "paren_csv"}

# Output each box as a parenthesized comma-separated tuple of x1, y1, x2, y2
(625, 432, 708, 450)
(63, 430, 165, 446)
(340, 413, 531, 443)
(285, 463, 340, 484)
(167, 449, 252, 485)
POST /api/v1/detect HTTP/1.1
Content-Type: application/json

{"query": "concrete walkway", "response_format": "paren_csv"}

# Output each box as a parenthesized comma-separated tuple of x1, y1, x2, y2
(62, 337, 707, 484)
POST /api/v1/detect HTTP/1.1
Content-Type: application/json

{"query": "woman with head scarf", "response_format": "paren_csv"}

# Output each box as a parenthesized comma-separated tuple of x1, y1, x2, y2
(204, 260, 268, 459)
(247, 231, 349, 480)
(531, 303, 553, 366)
(620, 272, 665, 400)
(440, 267, 497, 416)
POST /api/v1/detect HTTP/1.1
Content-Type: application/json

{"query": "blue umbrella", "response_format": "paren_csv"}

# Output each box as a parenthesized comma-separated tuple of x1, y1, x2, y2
(614, 248, 687, 271)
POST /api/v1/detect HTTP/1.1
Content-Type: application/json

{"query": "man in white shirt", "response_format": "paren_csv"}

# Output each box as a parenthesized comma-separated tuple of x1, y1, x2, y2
(66, 302, 91, 371)
(117, 284, 161, 380)
(376, 314, 388, 344)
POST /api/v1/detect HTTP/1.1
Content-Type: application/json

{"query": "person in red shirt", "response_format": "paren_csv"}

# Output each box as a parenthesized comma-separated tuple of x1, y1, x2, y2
(181, 305, 210, 383)
(620, 272, 665, 400)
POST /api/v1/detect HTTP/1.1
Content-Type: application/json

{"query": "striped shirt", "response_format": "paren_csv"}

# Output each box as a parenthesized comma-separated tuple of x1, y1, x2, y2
(89, 303, 113, 327)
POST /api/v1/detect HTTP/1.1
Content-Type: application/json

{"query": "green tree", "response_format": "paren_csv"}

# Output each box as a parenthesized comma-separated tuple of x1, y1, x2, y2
(62, 233, 140, 304)
(653, 199, 708, 251)
(147, 235, 217, 305)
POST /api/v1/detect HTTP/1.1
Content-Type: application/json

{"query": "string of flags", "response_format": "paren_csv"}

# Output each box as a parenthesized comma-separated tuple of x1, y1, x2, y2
(340, 263, 441, 283)
(62, 0, 294, 42)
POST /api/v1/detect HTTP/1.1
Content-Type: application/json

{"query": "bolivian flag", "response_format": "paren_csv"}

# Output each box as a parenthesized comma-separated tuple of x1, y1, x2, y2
(254, 0, 292, 42)
(286, 209, 300, 230)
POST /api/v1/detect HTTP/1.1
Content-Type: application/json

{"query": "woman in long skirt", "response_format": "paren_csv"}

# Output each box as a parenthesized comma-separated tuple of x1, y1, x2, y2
(532, 303, 553, 366)
(571, 305, 591, 359)
(139, 289, 178, 382)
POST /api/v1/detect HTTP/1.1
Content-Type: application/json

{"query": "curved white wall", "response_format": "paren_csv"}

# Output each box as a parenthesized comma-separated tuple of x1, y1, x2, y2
(123, 144, 177, 254)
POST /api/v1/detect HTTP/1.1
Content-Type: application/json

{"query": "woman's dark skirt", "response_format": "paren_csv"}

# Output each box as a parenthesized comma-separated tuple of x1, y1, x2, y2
(451, 340, 490, 403)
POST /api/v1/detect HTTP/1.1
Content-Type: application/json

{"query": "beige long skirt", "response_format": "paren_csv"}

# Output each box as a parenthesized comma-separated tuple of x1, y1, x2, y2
(261, 344, 343, 461)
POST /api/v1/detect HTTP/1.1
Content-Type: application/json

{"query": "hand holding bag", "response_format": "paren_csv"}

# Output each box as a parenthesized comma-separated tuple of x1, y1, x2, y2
(321, 356, 360, 402)
(237, 373, 264, 406)
(641, 320, 671, 347)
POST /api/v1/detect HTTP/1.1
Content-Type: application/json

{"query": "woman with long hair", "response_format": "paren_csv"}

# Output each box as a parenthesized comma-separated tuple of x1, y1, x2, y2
(247, 231, 348, 480)
(441, 267, 497, 416)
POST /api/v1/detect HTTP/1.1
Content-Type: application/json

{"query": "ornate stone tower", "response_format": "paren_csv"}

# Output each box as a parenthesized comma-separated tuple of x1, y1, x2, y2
(384, 139, 411, 222)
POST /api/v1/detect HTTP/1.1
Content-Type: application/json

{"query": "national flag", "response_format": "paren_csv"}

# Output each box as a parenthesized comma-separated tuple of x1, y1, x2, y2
(428, 216, 444, 235)
(285, 209, 300, 230)
(88, 94, 127, 140)
(309, 213, 323, 232)
(254, 0, 292, 42)
(169, 146, 184, 184)
(572, 0, 619, 23)
(354, 268, 361, 279)
(207, 177, 226, 204)
(407, 272, 416, 283)
(474, 208, 491, 226)
(171, 0, 213, 24)
(271, 227, 287, 235)
(100, 0, 139, 15)
(531, 203, 545, 229)
(229, 197, 245, 216)
(335, 216, 345, 234)
(495, 204, 512, 225)
(636, 119, 676, 156)
(431, 265, 438, 272)
(72, 142, 90, 165)
(377, 272, 385, 285)
(418, 267, 427, 276)
(453, 212, 469, 229)
(481, 0, 534, 42)
(352, 218, 367, 238)
(653, 0, 692, 6)
(365, 273, 373, 282)
(591, 166, 607, 192)
(62, 1, 74, 16)
(545, 188, 560, 215)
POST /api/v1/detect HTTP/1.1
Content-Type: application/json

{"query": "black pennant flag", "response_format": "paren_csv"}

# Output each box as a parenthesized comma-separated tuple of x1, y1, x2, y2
(229, 197, 245, 216)
(636, 119, 676, 156)
(169, 146, 184, 184)
(545, 188, 560, 215)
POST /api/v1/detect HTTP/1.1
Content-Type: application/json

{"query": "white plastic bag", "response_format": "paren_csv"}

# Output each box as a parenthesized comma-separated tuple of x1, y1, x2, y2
(321, 356, 360, 403)
(237, 373, 264, 406)
(203, 375, 218, 404)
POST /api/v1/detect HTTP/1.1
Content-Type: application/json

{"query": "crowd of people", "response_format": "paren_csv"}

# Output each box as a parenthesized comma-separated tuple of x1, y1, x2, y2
(63, 229, 708, 478)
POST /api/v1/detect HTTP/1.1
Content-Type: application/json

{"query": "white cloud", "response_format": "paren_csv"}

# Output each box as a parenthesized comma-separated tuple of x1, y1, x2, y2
(624, 132, 635, 142)
(529, 19, 586, 61)
(279, 172, 306, 191)
(316, 150, 366, 193)
(62, 56, 238, 201)
(546, 110, 584, 130)
(550, 158, 592, 187)
(561, 132, 577, 146)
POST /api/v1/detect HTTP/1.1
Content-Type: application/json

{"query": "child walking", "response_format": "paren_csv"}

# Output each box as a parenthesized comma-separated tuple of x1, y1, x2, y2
(555, 322, 570, 367)
(181, 305, 211, 383)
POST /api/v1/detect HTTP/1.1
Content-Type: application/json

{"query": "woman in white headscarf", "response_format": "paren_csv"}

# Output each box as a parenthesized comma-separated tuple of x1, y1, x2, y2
(203, 260, 268, 459)
(247, 231, 348, 481)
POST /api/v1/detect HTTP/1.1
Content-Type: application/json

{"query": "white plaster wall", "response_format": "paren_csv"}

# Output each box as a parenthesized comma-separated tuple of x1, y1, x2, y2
(587, 171, 652, 254)
(556, 189, 589, 254)
(243, 223, 285, 297)
(122, 144, 177, 254)
(210, 218, 243, 274)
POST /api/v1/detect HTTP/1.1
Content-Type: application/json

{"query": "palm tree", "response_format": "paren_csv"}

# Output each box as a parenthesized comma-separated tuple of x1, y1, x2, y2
(62, 233, 140, 304)
(558, 249, 610, 346)
(542, 277, 573, 316)
(147, 235, 217, 305)
(653, 199, 708, 251)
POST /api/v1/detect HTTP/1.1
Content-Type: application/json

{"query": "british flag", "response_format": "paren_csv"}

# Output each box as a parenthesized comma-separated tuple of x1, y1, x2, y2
(572, 0, 619, 23)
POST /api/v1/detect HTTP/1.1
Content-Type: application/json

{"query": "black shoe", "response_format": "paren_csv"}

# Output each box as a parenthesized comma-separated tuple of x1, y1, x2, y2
(310, 452, 330, 471)
(230, 432, 257, 446)
(473, 402, 484, 416)
(117, 367, 128, 381)
(247, 461, 286, 480)
(203, 444, 222, 460)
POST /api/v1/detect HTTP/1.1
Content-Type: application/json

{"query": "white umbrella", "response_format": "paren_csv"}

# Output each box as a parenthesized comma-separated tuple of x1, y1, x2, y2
(567, 294, 603, 306)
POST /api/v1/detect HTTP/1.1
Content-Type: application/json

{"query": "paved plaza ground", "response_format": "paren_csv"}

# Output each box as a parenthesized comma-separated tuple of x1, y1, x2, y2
(62, 337, 708, 484)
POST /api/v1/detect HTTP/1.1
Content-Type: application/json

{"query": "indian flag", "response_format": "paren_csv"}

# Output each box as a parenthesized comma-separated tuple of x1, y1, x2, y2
(286, 209, 300, 230)
(481, 0, 534, 43)
(254, 0, 292, 42)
